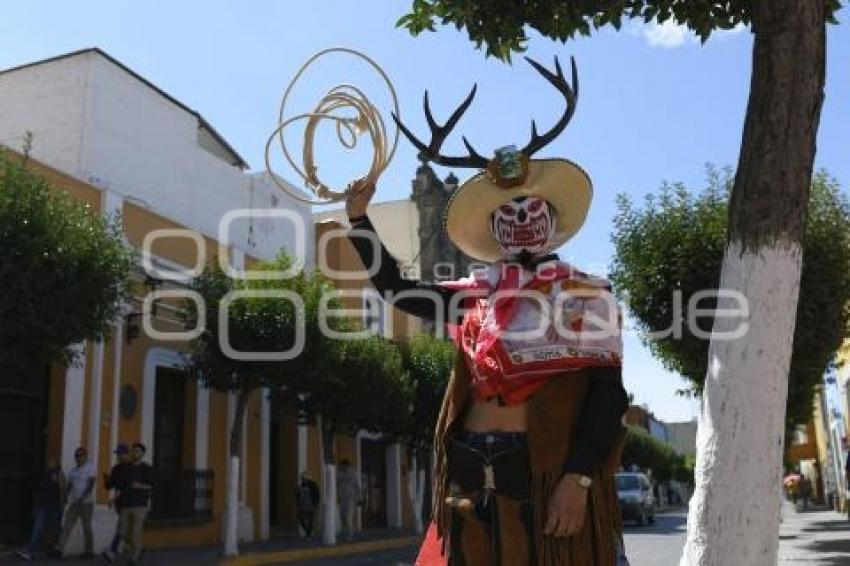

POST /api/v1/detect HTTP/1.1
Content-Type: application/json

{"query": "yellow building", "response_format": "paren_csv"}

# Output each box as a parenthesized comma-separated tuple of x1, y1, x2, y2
(0, 48, 435, 553)
(0, 153, 272, 550)
(3, 153, 427, 554)
(785, 386, 846, 507)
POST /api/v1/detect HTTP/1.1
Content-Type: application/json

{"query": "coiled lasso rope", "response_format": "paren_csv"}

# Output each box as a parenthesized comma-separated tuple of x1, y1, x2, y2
(264, 47, 400, 205)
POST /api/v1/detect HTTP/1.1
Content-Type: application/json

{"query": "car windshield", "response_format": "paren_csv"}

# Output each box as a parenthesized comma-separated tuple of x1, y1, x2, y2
(617, 475, 641, 491)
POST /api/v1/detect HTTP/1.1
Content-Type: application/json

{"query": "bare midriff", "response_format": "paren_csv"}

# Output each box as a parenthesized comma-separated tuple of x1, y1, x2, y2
(462, 397, 528, 432)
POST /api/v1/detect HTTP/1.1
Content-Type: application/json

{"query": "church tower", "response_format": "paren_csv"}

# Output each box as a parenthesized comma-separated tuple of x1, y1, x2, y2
(410, 158, 474, 283)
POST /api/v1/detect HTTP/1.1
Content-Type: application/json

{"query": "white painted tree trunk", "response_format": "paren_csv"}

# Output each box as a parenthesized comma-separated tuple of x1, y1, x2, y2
(223, 455, 241, 556)
(323, 464, 338, 545)
(680, 242, 803, 566)
(406, 456, 426, 534)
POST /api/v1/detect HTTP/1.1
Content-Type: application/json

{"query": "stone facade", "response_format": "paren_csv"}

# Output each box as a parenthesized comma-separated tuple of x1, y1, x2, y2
(410, 160, 475, 283)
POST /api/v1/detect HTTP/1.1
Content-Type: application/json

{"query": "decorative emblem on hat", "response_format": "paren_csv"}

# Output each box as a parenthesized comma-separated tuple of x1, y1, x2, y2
(488, 145, 529, 188)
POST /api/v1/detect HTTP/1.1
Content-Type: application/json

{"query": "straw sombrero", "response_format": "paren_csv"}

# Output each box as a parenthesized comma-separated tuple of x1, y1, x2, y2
(444, 158, 591, 262)
(392, 56, 589, 263)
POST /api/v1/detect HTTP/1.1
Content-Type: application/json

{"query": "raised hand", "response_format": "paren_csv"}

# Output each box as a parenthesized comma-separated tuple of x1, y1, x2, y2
(345, 178, 377, 220)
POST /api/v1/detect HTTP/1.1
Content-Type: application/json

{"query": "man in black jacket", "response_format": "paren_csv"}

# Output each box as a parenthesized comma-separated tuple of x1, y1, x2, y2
(101, 444, 131, 563)
(119, 443, 153, 565)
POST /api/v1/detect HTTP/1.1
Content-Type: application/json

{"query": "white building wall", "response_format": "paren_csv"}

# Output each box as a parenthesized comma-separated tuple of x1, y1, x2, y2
(83, 55, 313, 266)
(0, 50, 313, 267)
(0, 53, 91, 175)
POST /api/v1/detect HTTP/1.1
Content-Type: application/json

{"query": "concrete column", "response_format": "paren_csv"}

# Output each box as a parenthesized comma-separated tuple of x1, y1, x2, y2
(62, 343, 87, 468)
(241, 397, 248, 504)
(226, 392, 238, 494)
(101, 189, 123, 220)
(259, 388, 271, 540)
(86, 341, 105, 475)
(108, 322, 124, 468)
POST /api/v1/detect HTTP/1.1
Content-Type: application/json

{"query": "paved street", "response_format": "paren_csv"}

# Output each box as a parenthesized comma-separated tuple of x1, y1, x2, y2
(301, 510, 693, 566)
(623, 510, 688, 566)
(6, 505, 850, 565)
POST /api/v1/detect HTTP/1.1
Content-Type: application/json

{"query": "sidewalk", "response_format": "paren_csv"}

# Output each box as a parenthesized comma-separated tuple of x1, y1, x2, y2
(778, 501, 850, 565)
(1, 528, 421, 565)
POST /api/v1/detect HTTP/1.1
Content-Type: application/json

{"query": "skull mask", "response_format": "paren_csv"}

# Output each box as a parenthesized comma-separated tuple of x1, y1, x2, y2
(489, 197, 556, 258)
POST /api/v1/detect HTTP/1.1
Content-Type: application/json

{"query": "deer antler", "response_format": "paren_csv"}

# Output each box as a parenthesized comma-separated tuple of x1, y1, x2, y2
(392, 55, 579, 168)
(391, 87, 489, 169)
(521, 56, 579, 158)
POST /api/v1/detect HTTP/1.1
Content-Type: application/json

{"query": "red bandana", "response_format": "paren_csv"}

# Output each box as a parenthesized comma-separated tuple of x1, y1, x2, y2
(441, 261, 622, 405)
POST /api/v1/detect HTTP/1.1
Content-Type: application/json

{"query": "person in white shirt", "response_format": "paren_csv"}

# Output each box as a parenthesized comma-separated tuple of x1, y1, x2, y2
(55, 447, 96, 558)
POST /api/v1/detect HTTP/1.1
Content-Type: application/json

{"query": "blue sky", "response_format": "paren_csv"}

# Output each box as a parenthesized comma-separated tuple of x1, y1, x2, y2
(3, 1, 849, 421)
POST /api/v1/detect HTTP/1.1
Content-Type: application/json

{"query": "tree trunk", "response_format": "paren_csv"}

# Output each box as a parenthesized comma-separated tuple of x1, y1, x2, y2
(680, 2, 825, 565)
(223, 389, 252, 556)
(319, 416, 338, 545)
(407, 450, 426, 534)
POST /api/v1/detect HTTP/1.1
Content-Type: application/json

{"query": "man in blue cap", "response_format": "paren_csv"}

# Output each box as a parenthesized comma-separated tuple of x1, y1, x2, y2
(101, 444, 130, 563)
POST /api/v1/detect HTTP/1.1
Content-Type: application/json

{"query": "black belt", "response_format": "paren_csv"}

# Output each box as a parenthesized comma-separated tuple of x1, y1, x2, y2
(446, 433, 536, 566)
(448, 436, 531, 501)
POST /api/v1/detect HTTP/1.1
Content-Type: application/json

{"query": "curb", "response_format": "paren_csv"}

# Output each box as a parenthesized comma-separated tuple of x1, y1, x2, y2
(225, 536, 421, 565)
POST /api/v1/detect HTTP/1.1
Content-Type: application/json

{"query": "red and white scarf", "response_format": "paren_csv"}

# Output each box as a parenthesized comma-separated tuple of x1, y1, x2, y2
(440, 260, 622, 405)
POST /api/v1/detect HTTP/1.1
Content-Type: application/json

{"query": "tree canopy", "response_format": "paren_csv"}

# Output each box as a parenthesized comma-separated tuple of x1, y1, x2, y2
(0, 150, 133, 369)
(186, 256, 413, 462)
(300, 333, 410, 445)
(184, 253, 333, 396)
(610, 168, 850, 427)
(400, 333, 456, 456)
(399, 0, 842, 60)
(621, 425, 692, 484)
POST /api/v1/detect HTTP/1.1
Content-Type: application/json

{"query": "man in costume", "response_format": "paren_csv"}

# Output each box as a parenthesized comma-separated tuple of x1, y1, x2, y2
(346, 56, 629, 565)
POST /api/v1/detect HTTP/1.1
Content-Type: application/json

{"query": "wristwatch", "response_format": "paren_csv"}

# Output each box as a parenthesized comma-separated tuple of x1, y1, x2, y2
(570, 474, 593, 489)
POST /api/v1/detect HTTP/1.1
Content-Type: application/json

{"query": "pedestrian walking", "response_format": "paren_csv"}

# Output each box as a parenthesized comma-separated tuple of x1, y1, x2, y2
(101, 444, 131, 563)
(800, 474, 811, 511)
(296, 471, 320, 539)
(119, 443, 153, 565)
(337, 460, 360, 541)
(14, 458, 65, 561)
(55, 447, 96, 558)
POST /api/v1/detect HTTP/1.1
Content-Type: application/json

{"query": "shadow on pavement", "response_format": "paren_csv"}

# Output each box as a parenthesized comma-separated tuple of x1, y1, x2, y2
(801, 556, 850, 566)
(806, 538, 850, 555)
(802, 519, 850, 533)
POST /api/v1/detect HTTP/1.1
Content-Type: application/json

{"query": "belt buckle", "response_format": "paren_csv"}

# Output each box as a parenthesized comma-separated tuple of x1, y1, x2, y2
(483, 463, 496, 491)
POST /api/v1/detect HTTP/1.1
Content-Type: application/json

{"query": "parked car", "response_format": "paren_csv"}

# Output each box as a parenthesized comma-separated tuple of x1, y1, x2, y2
(617, 472, 655, 526)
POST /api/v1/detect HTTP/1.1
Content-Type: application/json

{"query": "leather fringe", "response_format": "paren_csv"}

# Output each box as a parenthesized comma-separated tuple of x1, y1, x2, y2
(431, 363, 625, 565)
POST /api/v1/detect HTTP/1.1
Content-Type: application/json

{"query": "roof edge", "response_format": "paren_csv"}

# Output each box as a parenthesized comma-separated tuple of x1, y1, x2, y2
(0, 47, 249, 169)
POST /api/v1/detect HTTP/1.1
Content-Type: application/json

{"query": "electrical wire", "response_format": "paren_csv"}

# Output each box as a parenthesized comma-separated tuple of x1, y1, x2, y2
(264, 47, 400, 205)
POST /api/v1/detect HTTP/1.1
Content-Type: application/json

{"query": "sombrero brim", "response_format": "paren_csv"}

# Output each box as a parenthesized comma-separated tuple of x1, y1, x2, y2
(444, 159, 593, 262)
